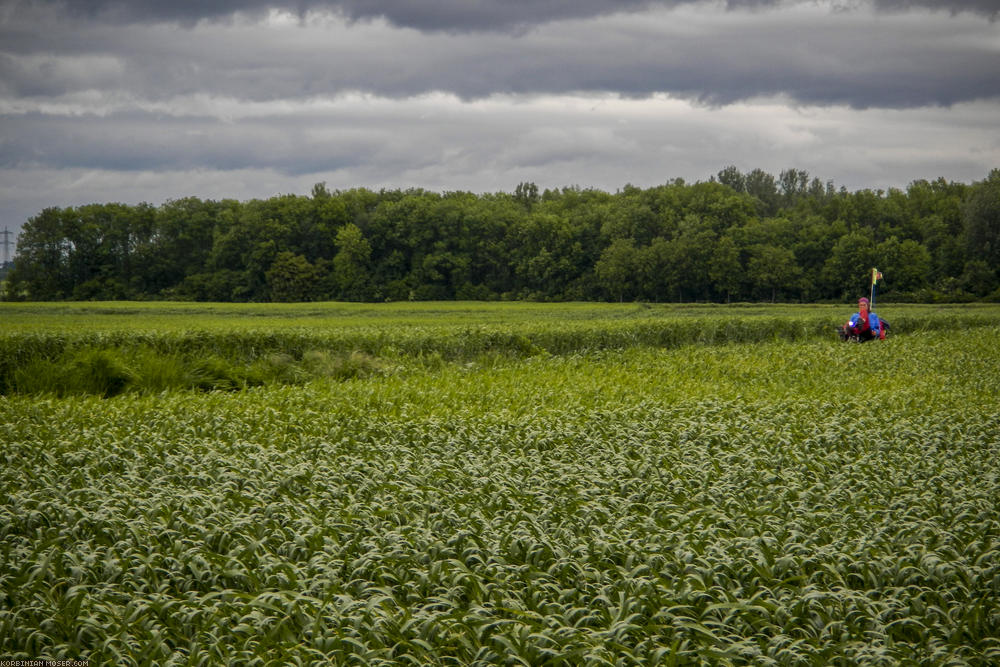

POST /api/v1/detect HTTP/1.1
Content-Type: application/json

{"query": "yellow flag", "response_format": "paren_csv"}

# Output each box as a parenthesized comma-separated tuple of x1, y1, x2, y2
(871, 268, 882, 284)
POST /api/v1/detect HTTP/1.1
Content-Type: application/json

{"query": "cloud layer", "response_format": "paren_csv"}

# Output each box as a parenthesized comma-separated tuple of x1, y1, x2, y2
(1, 0, 998, 248)
(4, 1, 998, 107)
(27, 1, 1000, 29)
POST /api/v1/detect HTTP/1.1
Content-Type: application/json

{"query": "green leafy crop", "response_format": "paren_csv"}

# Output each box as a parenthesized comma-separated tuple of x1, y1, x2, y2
(1, 304, 998, 664)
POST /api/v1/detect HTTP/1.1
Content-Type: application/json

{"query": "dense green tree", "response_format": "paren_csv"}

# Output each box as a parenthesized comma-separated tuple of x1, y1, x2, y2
(174, 269, 246, 301)
(634, 238, 672, 303)
(822, 231, 877, 299)
(6, 168, 998, 304)
(267, 252, 319, 302)
(461, 195, 517, 298)
(665, 219, 717, 302)
(509, 211, 589, 299)
(875, 237, 932, 294)
(679, 181, 755, 234)
(514, 182, 540, 211)
(709, 235, 743, 302)
(790, 215, 844, 300)
(332, 223, 372, 301)
(67, 203, 150, 300)
(602, 195, 657, 245)
(959, 259, 998, 297)
(716, 165, 746, 193)
(150, 198, 223, 291)
(6, 208, 73, 299)
(963, 169, 1000, 268)
(745, 168, 780, 216)
(595, 238, 637, 302)
(778, 168, 810, 207)
(748, 244, 801, 302)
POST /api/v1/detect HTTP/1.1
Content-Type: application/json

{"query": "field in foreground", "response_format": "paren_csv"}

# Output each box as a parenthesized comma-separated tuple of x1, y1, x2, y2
(1, 303, 999, 665)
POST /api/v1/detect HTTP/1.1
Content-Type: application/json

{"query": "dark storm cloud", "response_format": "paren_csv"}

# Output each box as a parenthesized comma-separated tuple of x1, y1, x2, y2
(17, 0, 660, 30)
(3, 3, 996, 109)
(334, 0, 1000, 29)
(20, 0, 1000, 30)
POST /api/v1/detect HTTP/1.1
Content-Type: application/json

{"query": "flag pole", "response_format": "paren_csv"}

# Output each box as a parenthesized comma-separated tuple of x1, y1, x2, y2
(870, 268, 875, 310)
(870, 267, 880, 311)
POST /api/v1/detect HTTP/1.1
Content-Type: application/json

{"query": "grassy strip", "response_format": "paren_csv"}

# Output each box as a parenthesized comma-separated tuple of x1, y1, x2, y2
(3, 303, 999, 396)
(3, 301, 1000, 336)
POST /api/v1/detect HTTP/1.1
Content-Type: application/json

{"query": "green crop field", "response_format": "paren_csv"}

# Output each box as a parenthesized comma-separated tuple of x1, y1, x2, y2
(2, 302, 999, 665)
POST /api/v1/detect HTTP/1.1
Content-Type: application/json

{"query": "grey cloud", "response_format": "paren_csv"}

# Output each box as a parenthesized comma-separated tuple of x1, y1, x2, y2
(0, 96, 656, 177)
(872, 1, 1000, 18)
(23, 1, 1000, 33)
(19, 0, 664, 30)
(307, 0, 698, 33)
(333, 0, 1000, 27)
(0, 111, 374, 174)
(4, 1, 998, 110)
(23, 12, 1000, 108)
(6, 5, 997, 109)
(5, 92, 997, 180)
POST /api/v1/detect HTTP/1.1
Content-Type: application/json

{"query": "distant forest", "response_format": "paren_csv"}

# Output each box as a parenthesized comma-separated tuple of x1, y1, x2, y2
(5, 167, 999, 303)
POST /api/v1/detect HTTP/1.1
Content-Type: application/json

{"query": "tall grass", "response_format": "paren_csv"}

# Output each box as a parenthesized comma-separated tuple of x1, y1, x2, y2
(1, 345, 392, 395)
(11, 348, 135, 397)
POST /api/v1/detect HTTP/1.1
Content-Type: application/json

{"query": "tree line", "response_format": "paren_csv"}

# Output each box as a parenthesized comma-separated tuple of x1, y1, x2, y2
(5, 167, 999, 303)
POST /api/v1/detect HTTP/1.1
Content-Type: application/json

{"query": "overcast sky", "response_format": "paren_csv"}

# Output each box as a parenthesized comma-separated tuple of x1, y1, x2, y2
(1, 0, 999, 254)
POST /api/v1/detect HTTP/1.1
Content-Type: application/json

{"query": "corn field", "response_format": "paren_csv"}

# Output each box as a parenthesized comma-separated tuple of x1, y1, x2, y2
(1, 303, 999, 665)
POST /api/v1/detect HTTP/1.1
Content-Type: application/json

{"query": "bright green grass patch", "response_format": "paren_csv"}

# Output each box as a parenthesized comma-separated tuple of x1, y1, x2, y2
(0, 300, 836, 332)
(3, 300, 999, 333)
(1, 327, 999, 664)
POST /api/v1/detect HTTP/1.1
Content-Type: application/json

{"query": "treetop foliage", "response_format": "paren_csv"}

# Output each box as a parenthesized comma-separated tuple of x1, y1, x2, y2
(5, 167, 999, 303)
